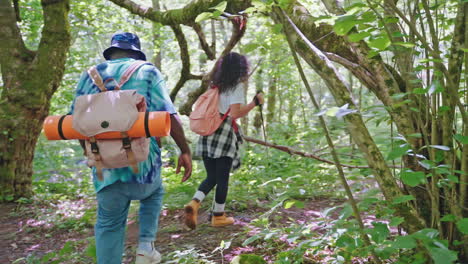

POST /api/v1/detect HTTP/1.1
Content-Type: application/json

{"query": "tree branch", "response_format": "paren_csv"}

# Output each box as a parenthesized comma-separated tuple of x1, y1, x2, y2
(32, 0, 71, 100)
(192, 23, 216, 60)
(0, 0, 33, 98)
(325, 52, 378, 89)
(169, 24, 191, 101)
(243, 136, 369, 169)
(108, 0, 251, 26)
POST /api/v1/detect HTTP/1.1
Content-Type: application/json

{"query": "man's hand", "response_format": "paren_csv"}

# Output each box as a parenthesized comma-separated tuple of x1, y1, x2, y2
(176, 152, 192, 182)
(170, 114, 193, 183)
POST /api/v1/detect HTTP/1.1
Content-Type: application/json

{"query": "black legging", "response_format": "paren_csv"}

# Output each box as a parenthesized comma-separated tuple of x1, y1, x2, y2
(198, 156, 233, 204)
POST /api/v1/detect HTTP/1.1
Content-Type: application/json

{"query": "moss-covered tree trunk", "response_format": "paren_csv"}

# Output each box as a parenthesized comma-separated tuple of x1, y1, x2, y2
(0, 0, 71, 200)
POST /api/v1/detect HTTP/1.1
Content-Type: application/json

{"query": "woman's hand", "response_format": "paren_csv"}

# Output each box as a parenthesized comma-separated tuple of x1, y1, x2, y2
(253, 92, 264, 106)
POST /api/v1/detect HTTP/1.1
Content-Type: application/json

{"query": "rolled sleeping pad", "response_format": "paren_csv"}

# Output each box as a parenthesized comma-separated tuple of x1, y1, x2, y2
(43, 112, 170, 140)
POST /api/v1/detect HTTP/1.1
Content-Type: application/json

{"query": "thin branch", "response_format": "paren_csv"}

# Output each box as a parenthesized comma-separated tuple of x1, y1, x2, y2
(192, 23, 216, 60)
(13, 0, 21, 21)
(210, 20, 216, 53)
(325, 52, 378, 89)
(169, 24, 191, 101)
(248, 58, 263, 78)
(243, 136, 370, 169)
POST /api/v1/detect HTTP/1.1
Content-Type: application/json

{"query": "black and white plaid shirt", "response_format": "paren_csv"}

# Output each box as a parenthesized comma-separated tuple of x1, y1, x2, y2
(195, 117, 242, 170)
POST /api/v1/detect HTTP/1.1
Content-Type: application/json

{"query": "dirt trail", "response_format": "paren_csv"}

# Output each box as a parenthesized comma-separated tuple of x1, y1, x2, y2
(1, 198, 341, 263)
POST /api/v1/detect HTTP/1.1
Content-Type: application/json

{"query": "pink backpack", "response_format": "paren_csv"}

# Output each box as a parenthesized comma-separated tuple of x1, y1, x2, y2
(190, 85, 230, 136)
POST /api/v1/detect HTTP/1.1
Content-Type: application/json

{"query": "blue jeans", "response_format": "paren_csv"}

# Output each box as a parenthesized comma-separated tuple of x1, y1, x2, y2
(95, 178, 164, 264)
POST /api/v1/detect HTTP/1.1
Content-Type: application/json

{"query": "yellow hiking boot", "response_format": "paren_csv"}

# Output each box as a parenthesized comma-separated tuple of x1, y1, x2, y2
(211, 213, 234, 227)
(184, 199, 200, 230)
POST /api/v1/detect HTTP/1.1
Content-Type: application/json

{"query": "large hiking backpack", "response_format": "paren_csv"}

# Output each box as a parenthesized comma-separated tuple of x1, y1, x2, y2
(72, 61, 150, 180)
(189, 85, 230, 136)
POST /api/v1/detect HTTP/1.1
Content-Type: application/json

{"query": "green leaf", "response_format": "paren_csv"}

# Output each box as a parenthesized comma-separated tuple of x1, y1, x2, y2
(368, 222, 390, 243)
(394, 236, 417, 249)
(447, 174, 459, 183)
(209, 1, 227, 12)
(367, 50, 380, 58)
(429, 145, 450, 151)
(60, 241, 73, 255)
(393, 42, 415, 48)
(278, 0, 292, 9)
(386, 145, 410, 160)
(333, 15, 358, 36)
(454, 134, 468, 144)
(243, 43, 259, 53)
(272, 24, 283, 34)
(368, 36, 391, 50)
(336, 234, 357, 249)
(212, 10, 223, 18)
(389, 217, 404, 226)
(243, 234, 261, 246)
(195, 12, 213, 23)
(348, 32, 370, 42)
(413, 88, 427, 94)
(391, 92, 408, 100)
(438, 105, 450, 114)
(392, 195, 415, 204)
(284, 200, 295, 209)
(440, 214, 456, 222)
(455, 218, 468, 234)
(339, 203, 353, 219)
(429, 247, 457, 264)
(85, 239, 97, 260)
(408, 133, 422, 138)
(400, 170, 425, 187)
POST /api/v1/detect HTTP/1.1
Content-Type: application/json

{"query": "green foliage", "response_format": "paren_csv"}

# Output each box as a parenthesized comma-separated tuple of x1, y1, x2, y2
(230, 254, 266, 264)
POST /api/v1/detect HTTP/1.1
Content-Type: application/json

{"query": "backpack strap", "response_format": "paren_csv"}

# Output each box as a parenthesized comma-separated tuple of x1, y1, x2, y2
(87, 66, 107, 92)
(118, 61, 149, 88)
(89, 136, 104, 181)
(121, 132, 139, 174)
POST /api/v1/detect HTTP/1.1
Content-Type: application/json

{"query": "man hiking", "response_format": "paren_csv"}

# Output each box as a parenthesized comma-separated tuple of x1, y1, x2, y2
(69, 32, 192, 264)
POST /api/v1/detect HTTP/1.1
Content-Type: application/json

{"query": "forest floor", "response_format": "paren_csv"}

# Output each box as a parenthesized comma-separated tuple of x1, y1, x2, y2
(0, 197, 350, 264)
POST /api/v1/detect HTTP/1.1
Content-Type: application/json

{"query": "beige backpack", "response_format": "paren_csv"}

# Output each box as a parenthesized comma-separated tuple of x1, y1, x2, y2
(72, 61, 150, 181)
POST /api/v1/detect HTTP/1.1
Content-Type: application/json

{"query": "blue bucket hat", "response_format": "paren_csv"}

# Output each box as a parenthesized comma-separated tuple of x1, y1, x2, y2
(103, 32, 146, 61)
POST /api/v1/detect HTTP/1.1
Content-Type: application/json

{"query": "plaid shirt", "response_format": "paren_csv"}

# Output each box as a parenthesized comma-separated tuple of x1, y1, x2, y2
(195, 117, 243, 170)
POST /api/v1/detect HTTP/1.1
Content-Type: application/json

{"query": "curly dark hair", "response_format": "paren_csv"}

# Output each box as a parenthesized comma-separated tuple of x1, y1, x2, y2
(212, 52, 249, 94)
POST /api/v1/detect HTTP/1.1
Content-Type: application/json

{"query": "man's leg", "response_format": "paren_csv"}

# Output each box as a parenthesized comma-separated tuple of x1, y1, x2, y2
(95, 182, 130, 264)
(138, 180, 165, 244)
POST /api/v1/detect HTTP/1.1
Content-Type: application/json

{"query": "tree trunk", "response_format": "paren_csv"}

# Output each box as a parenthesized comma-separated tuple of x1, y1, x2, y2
(0, 0, 71, 200)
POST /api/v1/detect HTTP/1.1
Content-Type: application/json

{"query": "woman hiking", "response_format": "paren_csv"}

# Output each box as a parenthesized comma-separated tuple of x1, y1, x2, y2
(184, 52, 264, 229)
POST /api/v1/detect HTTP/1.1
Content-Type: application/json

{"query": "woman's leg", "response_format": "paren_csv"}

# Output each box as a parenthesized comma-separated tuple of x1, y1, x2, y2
(213, 156, 233, 214)
(196, 157, 218, 201)
(185, 157, 218, 229)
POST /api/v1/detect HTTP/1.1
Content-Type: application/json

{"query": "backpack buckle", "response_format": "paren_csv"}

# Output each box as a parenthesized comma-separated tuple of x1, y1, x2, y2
(89, 137, 99, 154)
(121, 132, 131, 149)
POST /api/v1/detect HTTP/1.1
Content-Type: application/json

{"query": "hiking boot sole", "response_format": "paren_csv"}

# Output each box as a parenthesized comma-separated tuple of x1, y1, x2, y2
(184, 205, 197, 230)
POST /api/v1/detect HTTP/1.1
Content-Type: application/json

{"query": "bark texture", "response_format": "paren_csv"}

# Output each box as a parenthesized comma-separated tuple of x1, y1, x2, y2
(0, 0, 71, 199)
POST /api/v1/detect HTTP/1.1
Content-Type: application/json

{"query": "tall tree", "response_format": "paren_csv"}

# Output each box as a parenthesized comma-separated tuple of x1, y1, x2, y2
(0, 0, 71, 199)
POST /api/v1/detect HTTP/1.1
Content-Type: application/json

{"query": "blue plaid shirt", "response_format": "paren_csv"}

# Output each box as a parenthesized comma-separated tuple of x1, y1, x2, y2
(70, 58, 176, 192)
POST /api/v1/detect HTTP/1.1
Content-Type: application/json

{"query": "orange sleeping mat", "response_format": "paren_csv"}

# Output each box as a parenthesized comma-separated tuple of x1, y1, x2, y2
(43, 112, 170, 140)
